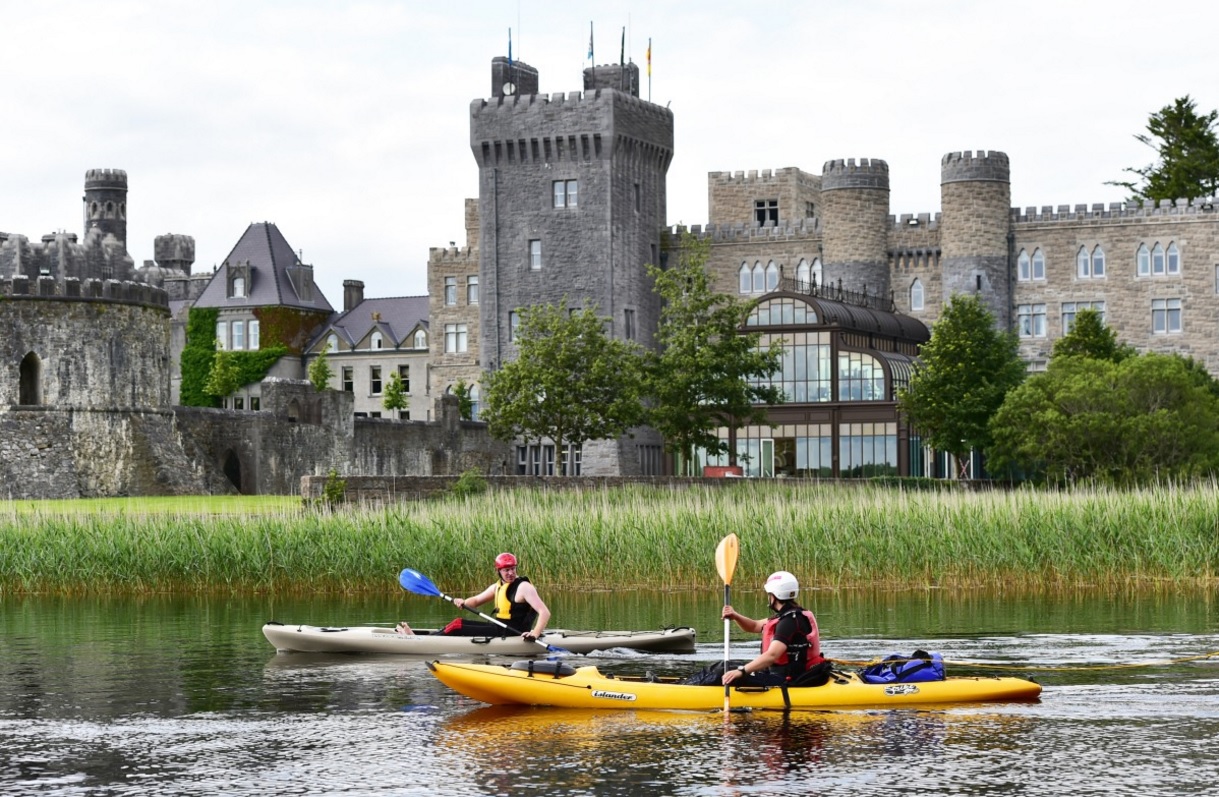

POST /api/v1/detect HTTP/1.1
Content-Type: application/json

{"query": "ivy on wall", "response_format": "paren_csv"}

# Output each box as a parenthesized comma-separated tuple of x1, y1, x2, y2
(181, 307, 220, 407)
(253, 306, 331, 354)
(179, 305, 303, 406)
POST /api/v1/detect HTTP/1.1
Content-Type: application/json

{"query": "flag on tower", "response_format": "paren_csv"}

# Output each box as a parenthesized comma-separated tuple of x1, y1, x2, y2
(647, 38, 651, 76)
(588, 21, 594, 63)
(508, 28, 513, 66)
(620, 27, 625, 65)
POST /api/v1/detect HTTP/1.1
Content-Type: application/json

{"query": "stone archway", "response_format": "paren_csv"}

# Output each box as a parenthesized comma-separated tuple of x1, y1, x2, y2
(19, 352, 43, 405)
(222, 449, 244, 493)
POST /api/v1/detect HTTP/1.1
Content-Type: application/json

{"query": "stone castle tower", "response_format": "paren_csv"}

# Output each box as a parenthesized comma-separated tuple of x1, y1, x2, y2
(939, 150, 1012, 326)
(471, 56, 674, 371)
(819, 158, 891, 300)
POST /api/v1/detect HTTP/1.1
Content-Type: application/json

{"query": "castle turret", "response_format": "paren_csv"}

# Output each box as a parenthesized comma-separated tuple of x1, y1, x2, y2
(83, 169, 128, 246)
(819, 158, 890, 299)
(154, 233, 195, 275)
(939, 150, 1011, 326)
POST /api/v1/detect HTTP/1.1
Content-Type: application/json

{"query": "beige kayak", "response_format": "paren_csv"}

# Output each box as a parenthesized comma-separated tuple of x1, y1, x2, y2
(261, 622, 697, 655)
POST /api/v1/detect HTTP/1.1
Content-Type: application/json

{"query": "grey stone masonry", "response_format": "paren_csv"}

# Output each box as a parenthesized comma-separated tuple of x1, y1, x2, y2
(471, 59, 674, 370)
(819, 159, 891, 298)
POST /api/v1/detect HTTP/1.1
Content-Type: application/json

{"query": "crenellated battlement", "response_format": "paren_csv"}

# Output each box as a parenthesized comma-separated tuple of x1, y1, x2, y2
(889, 212, 941, 230)
(428, 245, 478, 260)
(1011, 195, 1219, 223)
(709, 167, 808, 185)
(941, 150, 1009, 184)
(664, 218, 821, 242)
(821, 158, 889, 191)
(0, 274, 169, 309)
(470, 87, 672, 125)
(84, 168, 128, 189)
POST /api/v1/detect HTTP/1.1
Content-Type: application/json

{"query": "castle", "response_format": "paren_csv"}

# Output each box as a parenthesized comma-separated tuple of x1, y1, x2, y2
(5, 51, 1219, 495)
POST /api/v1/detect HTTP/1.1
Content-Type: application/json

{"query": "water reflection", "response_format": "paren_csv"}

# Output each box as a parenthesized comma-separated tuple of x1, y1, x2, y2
(1, 591, 1217, 795)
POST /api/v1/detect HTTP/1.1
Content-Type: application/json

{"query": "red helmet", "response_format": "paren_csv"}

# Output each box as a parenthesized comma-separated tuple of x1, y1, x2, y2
(494, 552, 518, 569)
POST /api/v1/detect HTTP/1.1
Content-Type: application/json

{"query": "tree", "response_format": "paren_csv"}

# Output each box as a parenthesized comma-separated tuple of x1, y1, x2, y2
(643, 231, 783, 474)
(1052, 307, 1135, 363)
(452, 378, 475, 421)
(1109, 95, 1219, 203)
(481, 302, 644, 475)
(897, 294, 1026, 478)
(383, 370, 407, 417)
(204, 347, 241, 402)
(308, 341, 333, 392)
(989, 353, 1219, 485)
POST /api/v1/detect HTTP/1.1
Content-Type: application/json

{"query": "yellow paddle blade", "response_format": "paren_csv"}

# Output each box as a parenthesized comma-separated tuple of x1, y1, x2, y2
(715, 533, 740, 586)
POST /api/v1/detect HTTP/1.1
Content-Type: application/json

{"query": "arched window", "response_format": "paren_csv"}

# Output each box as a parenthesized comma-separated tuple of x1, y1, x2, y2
(796, 259, 810, 289)
(326, 333, 338, 353)
(469, 384, 481, 421)
(231, 276, 245, 298)
(1077, 246, 1090, 278)
(1091, 246, 1106, 278)
(738, 263, 751, 294)
(414, 330, 427, 349)
(765, 261, 779, 292)
(1032, 248, 1045, 280)
(910, 279, 924, 311)
(19, 352, 42, 405)
(1166, 242, 1180, 274)
(811, 258, 822, 289)
(1017, 250, 1031, 281)
(751, 262, 765, 294)
(1137, 244, 1151, 276)
(1152, 243, 1165, 275)
(371, 331, 383, 350)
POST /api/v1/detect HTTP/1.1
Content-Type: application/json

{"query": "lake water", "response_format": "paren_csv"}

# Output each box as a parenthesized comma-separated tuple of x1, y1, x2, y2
(2, 589, 1217, 795)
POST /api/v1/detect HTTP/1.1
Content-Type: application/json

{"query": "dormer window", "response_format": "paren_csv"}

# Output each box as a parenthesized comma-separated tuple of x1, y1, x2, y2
(232, 276, 246, 298)
(414, 330, 427, 349)
(371, 332, 383, 350)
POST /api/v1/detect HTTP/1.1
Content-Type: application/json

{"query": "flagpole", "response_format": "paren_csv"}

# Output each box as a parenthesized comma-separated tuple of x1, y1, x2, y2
(647, 38, 652, 102)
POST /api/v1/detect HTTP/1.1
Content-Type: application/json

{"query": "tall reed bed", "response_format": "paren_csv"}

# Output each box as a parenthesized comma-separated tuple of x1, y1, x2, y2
(1, 482, 1215, 594)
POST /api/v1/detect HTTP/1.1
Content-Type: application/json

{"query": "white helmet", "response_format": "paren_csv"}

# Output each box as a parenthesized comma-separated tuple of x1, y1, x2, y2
(764, 571, 799, 601)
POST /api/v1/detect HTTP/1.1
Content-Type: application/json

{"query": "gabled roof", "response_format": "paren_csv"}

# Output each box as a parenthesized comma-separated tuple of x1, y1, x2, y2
(194, 222, 333, 312)
(308, 295, 430, 352)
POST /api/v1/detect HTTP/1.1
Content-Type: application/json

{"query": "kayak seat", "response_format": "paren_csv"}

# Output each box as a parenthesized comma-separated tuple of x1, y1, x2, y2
(510, 659, 577, 677)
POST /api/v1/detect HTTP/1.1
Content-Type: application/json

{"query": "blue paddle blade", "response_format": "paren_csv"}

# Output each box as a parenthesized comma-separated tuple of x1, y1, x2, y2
(399, 568, 443, 597)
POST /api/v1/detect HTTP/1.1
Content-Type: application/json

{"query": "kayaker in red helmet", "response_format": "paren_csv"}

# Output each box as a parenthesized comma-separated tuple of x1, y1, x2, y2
(439, 552, 551, 640)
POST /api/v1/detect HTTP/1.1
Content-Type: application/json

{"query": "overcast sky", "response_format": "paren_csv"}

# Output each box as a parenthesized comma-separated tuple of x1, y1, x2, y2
(3, 0, 1217, 305)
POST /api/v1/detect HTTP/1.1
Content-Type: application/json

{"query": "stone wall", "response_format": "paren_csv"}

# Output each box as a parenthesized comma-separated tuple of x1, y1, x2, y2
(0, 406, 227, 498)
(1, 291, 170, 408)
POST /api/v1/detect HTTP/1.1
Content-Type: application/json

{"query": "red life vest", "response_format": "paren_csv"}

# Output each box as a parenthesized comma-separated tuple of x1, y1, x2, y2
(760, 606, 824, 678)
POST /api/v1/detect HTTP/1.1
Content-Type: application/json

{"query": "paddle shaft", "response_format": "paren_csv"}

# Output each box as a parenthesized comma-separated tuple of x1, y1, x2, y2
(723, 582, 732, 711)
(439, 589, 560, 654)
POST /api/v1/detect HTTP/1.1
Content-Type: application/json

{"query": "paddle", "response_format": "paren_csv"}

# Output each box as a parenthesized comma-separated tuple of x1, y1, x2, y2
(715, 533, 740, 714)
(397, 568, 569, 655)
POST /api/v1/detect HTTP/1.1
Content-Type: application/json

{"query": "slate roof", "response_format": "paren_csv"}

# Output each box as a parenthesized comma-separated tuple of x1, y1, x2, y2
(193, 222, 333, 312)
(312, 295, 430, 350)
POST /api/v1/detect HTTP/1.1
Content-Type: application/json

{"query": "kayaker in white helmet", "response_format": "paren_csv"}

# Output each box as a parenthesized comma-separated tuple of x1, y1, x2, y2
(719, 570, 824, 686)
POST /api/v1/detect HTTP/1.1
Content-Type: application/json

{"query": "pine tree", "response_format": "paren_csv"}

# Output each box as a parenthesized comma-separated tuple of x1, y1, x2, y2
(308, 342, 334, 392)
(1109, 95, 1219, 203)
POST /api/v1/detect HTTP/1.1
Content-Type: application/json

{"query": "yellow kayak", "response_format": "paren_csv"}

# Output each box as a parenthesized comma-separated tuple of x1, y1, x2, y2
(427, 660, 1042, 711)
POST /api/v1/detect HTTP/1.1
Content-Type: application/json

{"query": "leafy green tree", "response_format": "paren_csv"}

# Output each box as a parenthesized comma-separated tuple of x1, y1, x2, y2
(1052, 307, 1135, 363)
(452, 378, 475, 421)
(897, 294, 1026, 478)
(989, 353, 1219, 485)
(481, 302, 644, 475)
(644, 232, 784, 474)
(204, 347, 242, 401)
(383, 370, 407, 417)
(1109, 95, 1219, 203)
(308, 341, 333, 392)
